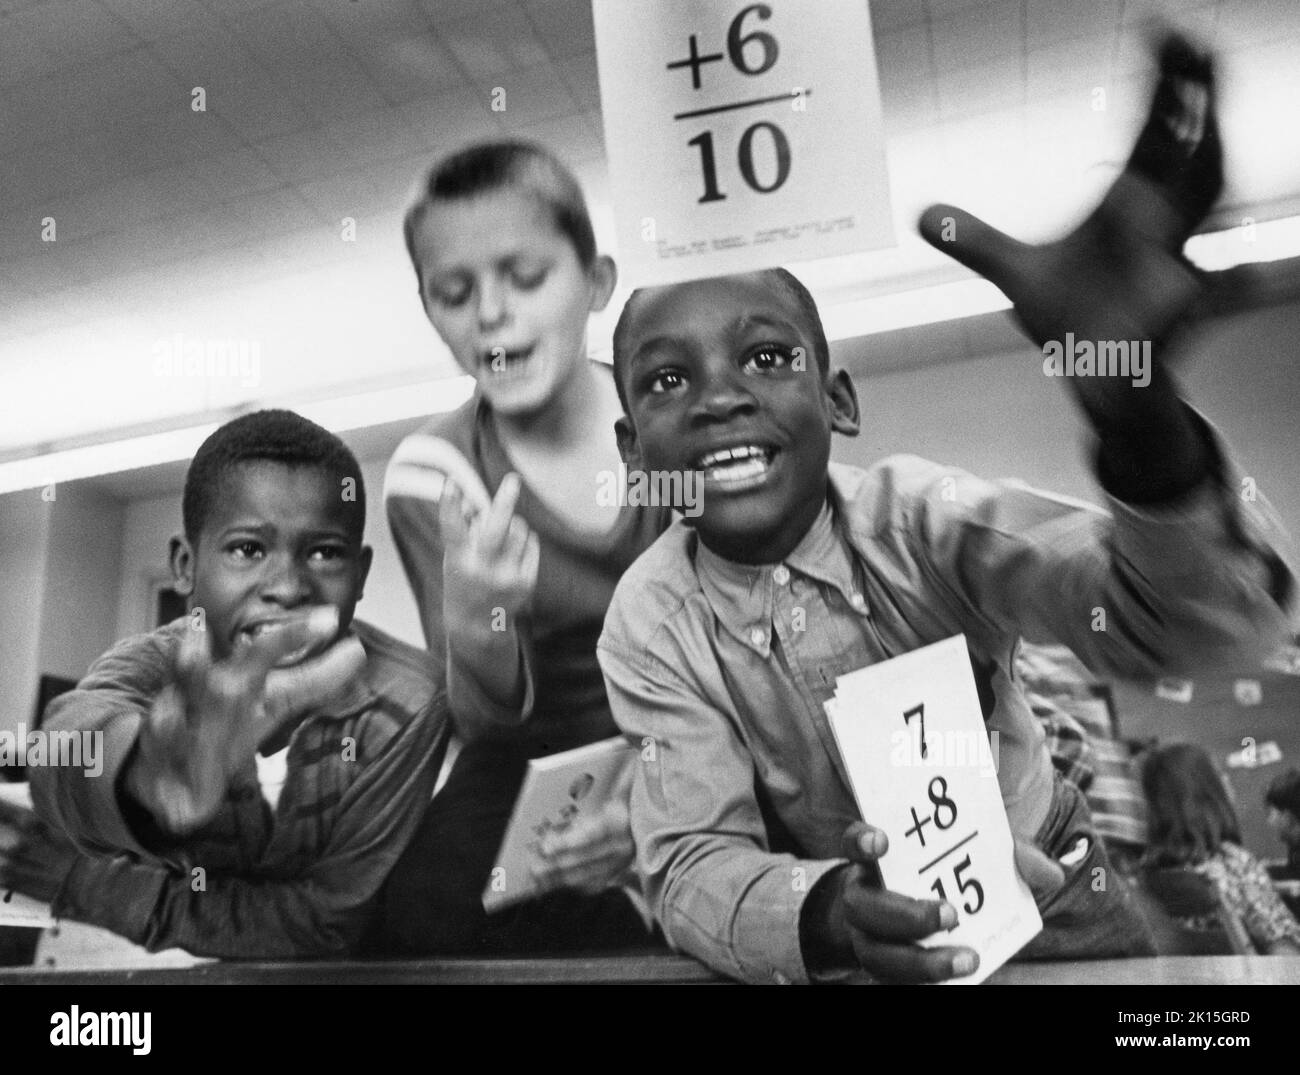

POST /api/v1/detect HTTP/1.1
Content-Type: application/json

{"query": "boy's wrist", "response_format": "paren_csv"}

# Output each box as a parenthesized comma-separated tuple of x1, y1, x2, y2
(799, 864, 855, 974)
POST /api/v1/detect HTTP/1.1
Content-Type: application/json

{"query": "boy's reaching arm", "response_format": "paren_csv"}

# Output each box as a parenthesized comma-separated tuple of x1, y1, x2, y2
(43, 698, 444, 959)
(30, 612, 365, 853)
(920, 34, 1226, 506)
(386, 451, 539, 740)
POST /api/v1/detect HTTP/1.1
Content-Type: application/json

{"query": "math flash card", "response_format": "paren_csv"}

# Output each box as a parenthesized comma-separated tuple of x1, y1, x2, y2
(825, 635, 1041, 984)
(592, 0, 894, 286)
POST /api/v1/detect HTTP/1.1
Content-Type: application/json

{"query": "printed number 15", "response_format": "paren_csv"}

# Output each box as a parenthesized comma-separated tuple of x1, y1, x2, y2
(929, 854, 985, 914)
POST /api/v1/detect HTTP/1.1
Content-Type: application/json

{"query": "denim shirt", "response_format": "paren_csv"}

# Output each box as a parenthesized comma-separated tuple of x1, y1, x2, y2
(597, 445, 1294, 984)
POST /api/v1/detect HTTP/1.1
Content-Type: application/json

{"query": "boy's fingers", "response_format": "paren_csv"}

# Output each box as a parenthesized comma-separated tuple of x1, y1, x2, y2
(840, 821, 887, 863)
(477, 473, 522, 553)
(1014, 838, 1067, 900)
(175, 623, 212, 703)
(918, 204, 1028, 295)
(262, 633, 366, 730)
(438, 483, 470, 546)
(237, 606, 339, 684)
(850, 935, 980, 984)
(842, 882, 957, 941)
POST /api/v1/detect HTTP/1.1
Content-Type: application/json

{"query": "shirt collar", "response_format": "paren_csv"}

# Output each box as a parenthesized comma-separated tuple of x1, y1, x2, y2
(695, 501, 862, 657)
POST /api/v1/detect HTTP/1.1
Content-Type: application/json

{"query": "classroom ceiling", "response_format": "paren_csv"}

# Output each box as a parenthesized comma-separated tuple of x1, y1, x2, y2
(2, 0, 1298, 477)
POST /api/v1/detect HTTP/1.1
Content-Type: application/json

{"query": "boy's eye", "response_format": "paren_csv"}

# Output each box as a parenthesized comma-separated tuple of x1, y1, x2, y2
(646, 368, 686, 394)
(428, 276, 471, 307)
(309, 545, 347, 564)
(742, 345, 792, 373)
(227, 541, 263, 560)
(510, 263, 549, 290)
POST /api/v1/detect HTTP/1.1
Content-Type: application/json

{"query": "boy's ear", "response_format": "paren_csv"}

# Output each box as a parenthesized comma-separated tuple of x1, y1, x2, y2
(615, 414, 642, 470)
(169, 534, 196, 597)
(355, 544, 374, 601)
(587, 254, 618, 313)
(827, 368, 861, 437)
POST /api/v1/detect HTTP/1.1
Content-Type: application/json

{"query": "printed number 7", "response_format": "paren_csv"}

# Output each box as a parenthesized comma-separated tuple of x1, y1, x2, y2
(929, 855, 985, 915)
(903, 703, 927, 758)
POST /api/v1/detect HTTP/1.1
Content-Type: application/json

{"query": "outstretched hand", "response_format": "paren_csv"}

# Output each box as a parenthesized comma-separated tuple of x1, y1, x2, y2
(125, 606, 366, 835)
(919, 33, 1220, 361)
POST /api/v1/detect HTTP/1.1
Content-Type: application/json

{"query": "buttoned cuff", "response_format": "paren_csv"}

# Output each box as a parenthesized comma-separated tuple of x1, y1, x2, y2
(742, 856, 849, 985)
(52, 854, 167, 947)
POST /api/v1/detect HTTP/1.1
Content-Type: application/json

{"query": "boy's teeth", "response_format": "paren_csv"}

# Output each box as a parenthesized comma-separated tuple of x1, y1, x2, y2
(705, 454, 770, 483)
(698, 445, 766, 468)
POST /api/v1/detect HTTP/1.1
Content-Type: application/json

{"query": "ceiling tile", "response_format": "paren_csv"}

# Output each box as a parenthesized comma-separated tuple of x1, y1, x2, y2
(555, 50, 600, 111)
(487, 62, 581, 129)
(930, 0, 1023, 72)
(441, 6, 549, 77)
(348, 32, 466, 104)
(522, 0, 596, 61)
(96, 0, 225, 41)
(876, 25, 933, 90)
(870, 0, 927, 34)
(392, 86, 504, 156)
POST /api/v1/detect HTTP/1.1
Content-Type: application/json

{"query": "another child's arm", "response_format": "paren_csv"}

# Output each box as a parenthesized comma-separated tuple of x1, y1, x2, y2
(29, 611, 365, 852)
(386, 461, 540, 741)
(7, 699, 443, 959)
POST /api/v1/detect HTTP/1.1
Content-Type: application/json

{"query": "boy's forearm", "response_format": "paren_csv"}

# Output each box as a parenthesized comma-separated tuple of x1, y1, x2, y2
(1086, 376, 1212, 504)
(444, 612, 532, 733)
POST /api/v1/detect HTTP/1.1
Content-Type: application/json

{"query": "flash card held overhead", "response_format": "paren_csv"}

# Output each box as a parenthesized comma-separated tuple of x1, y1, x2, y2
(826, 636, 1041, 984)
(592, 0, 894, 286)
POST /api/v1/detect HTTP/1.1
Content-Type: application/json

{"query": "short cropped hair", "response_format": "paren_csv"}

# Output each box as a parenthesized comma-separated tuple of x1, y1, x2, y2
(183, 409, 365, 543)
(1141, 743, 1242, 867)
(610, 268, 831, 413)
(403, 140, 597, 287)
(1266, 769, 1300, 818)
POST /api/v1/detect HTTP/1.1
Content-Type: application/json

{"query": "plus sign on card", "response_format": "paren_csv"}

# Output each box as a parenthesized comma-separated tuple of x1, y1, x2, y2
(825, 635, 1041, 984)
(592, 0, 894, 287)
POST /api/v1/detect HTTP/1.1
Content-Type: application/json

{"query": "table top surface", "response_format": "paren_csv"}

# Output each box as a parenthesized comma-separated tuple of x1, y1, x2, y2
(2, 953, 1298, 986)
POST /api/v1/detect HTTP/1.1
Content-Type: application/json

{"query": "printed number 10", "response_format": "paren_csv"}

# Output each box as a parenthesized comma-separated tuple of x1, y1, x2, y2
(688, 124, 791, 203)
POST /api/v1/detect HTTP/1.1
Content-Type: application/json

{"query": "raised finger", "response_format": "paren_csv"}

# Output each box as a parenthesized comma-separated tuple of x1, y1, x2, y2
(918, 204, 1029, 296)
(475, 473, 523, 553)
(841, 878, 958, 941)
(438, 482, 471, 546)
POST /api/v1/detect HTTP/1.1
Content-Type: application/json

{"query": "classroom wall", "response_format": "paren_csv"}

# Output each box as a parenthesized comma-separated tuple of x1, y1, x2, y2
(35, 484, 124, 686)
(0, 492, 52, 733)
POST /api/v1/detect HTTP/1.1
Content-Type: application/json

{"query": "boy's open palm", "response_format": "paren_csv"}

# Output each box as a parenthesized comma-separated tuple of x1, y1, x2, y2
(440, 473, 540, 628)
(919, 33, 1222, 415)
(127, 607, 365, 835)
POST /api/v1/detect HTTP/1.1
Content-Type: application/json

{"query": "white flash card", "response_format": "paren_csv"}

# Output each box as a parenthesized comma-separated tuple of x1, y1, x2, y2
(826, 635, 1040, 984)
(592, 0, 894, 287)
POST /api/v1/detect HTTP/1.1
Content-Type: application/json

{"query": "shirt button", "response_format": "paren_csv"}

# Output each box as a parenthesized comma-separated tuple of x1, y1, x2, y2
(773, 565, 790, 586)
(750, 627, 767, 647)
(850, 592, 867, 611)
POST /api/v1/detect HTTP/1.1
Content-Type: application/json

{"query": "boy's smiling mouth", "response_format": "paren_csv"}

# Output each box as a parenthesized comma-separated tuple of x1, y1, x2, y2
(693, 443, 778, 489)
(480, 344, 538, 381)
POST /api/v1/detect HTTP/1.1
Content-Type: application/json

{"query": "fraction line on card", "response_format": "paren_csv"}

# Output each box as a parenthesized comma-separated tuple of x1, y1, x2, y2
(673, 89, 812, 121)
(917, 830, 978, 875)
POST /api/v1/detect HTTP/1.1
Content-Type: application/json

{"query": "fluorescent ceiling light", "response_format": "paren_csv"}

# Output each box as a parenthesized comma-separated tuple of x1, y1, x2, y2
(0, 375, 475, 496)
